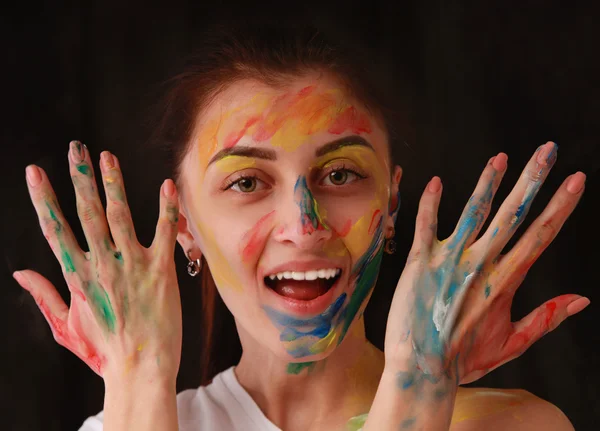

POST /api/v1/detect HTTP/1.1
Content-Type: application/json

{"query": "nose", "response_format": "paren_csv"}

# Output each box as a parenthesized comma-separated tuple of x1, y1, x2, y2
(273, 176, 332, 249)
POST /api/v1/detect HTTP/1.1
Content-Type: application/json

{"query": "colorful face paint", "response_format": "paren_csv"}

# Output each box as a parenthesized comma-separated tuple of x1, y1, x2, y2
(294, 176, 329, 234)
(181, 77, 395, 377)
(263, 217, 386, 362)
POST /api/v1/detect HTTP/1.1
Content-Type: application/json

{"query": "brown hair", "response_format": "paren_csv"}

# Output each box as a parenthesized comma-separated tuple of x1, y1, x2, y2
(146, 21, 411, 385)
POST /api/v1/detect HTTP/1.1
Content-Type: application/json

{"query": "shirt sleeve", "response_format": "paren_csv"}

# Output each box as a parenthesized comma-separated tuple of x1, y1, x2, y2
(78, 411, 104, 431)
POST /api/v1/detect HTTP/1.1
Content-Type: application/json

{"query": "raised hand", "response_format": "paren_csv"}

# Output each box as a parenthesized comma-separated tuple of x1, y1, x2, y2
(13, 141, 182, 382)
(384, 141, 588, 386)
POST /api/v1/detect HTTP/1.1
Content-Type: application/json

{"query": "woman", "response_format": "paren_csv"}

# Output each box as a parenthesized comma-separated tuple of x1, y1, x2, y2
(12, 25, 588, 430)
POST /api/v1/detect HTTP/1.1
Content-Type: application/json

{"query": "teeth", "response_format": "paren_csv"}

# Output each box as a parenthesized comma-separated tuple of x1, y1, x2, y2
(267, 268, 340, 281)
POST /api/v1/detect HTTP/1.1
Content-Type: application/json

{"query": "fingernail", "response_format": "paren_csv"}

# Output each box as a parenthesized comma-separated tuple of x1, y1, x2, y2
(70, 140, 84, 164)
(13, 271, 29, 290)
(163, 179, 175, 197)
(567, 296, 590, 316)
(492, 153, 508, 172)
(101, 151, 115, 170)
(536, 142, 558, 166)
(25, 165, 42, 187)
(566, 172, 586, 194)
(428, 176, 442, 193)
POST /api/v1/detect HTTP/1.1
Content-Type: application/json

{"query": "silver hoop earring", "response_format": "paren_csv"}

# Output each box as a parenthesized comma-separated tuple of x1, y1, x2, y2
(186, 250, 203, 277)
(384, 238, 397, 255)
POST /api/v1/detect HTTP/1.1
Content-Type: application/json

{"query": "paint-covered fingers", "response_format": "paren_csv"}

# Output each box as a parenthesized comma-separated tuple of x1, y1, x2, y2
(12, 270, 70, 346)
(150, 179, 180, 259)
(447, 153, 507, 252)
(99, 151, 139, 257)
(477, 142, 558, 260)
(495, 171, 585, 280)
(25, 164, 86, 275)
(408, 177, 443, 262)
(68, 141, 114, 257)
(500, 294, 589, 363)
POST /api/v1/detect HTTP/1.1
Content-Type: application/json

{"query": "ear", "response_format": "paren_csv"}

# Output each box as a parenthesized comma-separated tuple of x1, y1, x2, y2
(385, 165, 403, 237)
(176, 207, 203, 262)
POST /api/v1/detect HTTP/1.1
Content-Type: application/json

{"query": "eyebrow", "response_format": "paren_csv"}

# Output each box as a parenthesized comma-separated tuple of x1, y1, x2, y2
(207, 135, 375, 166)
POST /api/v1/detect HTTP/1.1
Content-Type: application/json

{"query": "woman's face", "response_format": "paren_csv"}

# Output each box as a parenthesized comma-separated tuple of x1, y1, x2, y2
(178, 74, 401, 364)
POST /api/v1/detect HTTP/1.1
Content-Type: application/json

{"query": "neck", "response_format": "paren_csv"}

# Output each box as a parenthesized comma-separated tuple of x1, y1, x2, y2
(234, 316, 385, 431)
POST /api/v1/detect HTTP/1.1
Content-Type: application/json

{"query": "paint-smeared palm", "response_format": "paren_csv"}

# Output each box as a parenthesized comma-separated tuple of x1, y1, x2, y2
(384, 142, 588, 387)
(14, 141, 182, 381)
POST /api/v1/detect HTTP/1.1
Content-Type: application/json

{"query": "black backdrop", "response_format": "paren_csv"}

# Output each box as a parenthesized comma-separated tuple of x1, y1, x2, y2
(2, 1, 598, 430)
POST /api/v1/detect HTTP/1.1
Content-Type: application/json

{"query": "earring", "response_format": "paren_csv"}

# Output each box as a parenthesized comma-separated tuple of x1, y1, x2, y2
(186, 250, 203, 277)
(384, 227, 396, 254)
(384, 238, 397, 254)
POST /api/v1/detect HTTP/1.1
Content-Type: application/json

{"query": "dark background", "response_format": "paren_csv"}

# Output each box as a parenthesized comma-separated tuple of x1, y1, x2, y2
(1, 1, 598, 430)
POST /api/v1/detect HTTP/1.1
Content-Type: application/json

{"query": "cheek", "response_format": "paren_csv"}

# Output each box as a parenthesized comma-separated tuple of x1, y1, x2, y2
(321, 191, 388, 260)
(192, 216, 245, 292)
(239, 210, 277, 263)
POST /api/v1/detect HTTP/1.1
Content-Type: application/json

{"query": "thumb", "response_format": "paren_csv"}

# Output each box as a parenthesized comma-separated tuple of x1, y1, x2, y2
(13, 270, 69, 344)
(151, 179, 180, 259)
(504, 294, 589, 361)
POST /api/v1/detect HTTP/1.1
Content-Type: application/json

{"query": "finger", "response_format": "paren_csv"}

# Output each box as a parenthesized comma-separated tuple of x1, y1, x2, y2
(445, 153, 507, 253)
(14, 270, 105, 376)
(99, 151, 140, 260)
(25, 164, 86, 276)
(503, 294, 588, 361)
(495, 171, 585, 280)
(68, 141, 114, 257)
(476, 141, 558, 260)
(13, 270, 70, 345)
(408, 176, 443, 262)
(151, 179, 180, 259)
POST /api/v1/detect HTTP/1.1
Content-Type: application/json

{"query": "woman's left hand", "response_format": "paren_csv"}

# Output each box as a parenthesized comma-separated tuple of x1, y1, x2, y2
(384, 141, 589, 385)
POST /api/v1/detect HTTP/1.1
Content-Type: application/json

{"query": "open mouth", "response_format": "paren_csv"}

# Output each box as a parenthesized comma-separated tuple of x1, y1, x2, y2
(264, 269, 342, 301)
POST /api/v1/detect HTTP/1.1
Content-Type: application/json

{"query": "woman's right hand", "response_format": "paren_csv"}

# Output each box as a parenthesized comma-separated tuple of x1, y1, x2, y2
(13, 141, 183, 383)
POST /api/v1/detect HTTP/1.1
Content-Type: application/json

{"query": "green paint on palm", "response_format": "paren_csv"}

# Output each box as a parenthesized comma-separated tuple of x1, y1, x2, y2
(83, 281, 117, 333)
(346, 413, 368, 431)
(287, 362, 316, 374)
(485, 284, 491, 298)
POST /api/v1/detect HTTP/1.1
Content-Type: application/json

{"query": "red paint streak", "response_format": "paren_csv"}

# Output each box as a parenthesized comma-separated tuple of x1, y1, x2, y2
(333, 219, 353, 237)
(240, 211, 276, 261)
(300, 215, 329, 235)
(297, 85, 316, 97)
(368, 210, 382, 235)
(327, 106, 373, 135)
(224, 116, 260, 148)
(37, 297, 104, 375)
(462, 295, 575, 379)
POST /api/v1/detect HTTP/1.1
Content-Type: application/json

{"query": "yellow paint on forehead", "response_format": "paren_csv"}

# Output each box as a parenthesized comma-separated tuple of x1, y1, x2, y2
(196, 85, 372, 168)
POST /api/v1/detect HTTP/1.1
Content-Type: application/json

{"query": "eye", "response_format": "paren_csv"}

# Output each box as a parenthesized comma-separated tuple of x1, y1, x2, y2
(321, 167, 365, 186)
(225, 175, 266, 193)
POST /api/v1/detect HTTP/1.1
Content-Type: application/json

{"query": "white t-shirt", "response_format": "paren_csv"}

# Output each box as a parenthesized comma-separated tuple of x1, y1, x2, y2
(79, 366, 282, 431)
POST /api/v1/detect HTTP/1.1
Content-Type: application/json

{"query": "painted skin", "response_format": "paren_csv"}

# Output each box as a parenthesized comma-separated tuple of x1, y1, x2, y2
(15, 73, 586, 430)
(14, 142, 183, 384)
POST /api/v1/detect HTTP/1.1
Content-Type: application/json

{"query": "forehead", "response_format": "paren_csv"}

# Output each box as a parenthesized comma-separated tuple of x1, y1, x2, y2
(192, 74, 389, 167)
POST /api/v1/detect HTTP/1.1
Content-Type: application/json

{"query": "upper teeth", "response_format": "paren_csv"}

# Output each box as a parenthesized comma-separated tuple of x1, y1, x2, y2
(267, 268, 341, 281)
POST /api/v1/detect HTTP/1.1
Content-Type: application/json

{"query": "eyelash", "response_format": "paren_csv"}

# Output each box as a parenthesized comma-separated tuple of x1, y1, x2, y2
(223, 165, 367, 192)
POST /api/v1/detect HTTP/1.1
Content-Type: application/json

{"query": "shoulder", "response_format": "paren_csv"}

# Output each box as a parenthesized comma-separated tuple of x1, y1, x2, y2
(450, 387, 574, 431)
